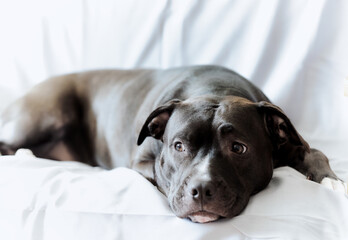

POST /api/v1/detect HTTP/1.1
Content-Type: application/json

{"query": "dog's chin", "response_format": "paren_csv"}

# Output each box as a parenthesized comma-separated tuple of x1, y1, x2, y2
(188, 211, 221, 223)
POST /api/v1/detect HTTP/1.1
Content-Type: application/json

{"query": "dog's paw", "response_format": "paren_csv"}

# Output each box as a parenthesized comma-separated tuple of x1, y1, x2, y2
(320, 177, 347, 194)
(15, 148, 35, 157)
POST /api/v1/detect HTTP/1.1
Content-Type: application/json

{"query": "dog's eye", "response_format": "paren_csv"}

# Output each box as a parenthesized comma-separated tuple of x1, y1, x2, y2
(174, 142, 185, 152)
(231, 142, 247, 154)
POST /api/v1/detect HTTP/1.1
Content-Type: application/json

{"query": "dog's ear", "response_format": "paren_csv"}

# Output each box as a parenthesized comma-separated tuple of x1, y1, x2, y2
(257, 101, 310, 153)
(137, 99, 181, 145)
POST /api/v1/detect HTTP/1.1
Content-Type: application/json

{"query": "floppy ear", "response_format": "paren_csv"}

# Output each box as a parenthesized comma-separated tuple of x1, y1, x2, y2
(257, 101, 310, 153)
(137, 100, 181, 145)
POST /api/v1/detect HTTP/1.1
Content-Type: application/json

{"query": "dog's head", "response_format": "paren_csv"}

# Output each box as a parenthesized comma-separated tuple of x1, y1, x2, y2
(137, 96, 309, 223)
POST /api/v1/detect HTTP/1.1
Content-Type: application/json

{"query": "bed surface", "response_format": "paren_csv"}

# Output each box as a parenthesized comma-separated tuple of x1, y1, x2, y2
(0, 153, 347, 239)
(0, 0, 348, 239)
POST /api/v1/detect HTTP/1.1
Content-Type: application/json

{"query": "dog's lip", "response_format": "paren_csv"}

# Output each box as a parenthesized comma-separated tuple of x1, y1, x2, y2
(187, 211, 221, 223)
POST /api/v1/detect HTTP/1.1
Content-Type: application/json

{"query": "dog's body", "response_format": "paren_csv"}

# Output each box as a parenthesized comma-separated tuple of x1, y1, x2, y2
(0, 65, 340, 223)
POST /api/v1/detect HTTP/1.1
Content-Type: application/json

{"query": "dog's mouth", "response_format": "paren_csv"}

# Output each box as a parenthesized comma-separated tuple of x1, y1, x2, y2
(188, 211, 221, 223)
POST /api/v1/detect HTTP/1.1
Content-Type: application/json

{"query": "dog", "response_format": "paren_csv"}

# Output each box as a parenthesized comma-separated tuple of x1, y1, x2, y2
(0, 65, 342, 223)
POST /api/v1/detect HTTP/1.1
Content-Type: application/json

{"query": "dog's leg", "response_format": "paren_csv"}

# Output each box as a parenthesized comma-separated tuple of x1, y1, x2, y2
(0, 76, 96, 165)
(0, 95, 63, 156)
(290, 148, 347, 193)
(258, 101, 347, 193)
(131, 138, 164, 184)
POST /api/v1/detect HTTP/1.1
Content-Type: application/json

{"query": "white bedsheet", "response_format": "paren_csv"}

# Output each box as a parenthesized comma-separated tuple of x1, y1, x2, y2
(0, 0, 348, 239)
(0, 154, 347, 240)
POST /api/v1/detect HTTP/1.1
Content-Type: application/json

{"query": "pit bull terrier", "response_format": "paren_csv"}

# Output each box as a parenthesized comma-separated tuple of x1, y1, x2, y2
(0, 65, 343, 223)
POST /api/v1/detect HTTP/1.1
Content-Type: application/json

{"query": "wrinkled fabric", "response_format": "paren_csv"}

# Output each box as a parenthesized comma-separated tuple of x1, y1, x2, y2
(0, 155, 347, 240)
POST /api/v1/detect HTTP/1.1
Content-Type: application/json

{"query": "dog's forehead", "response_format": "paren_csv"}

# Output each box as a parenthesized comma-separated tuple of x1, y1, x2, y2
(174, 97, 219, 118)
(171, 96, 256, 124)
(216, 96, 256, 117)
(168, 96, 258, 136)
(171, 101, 216, 129)
(211, 96, 263, 132)
(165, 98, 218, 140)
(220, 96, 254, 107)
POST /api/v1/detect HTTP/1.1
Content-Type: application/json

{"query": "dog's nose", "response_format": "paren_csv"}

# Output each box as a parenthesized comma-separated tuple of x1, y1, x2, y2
(189, 181, 215, 200)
